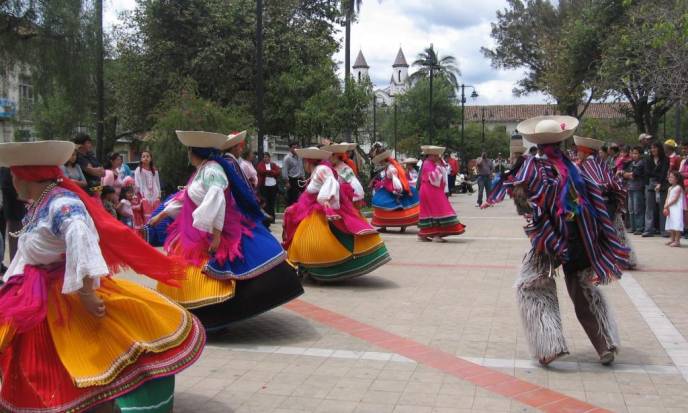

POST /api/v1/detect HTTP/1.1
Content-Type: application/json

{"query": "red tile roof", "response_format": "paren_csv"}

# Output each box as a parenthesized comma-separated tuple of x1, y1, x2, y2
(463, 103, 629, 122)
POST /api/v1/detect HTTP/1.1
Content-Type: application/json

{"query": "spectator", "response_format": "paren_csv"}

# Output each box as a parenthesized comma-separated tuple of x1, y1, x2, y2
(0, 167, 25, 260)
(100, 185, 118, 218)
(445, 153, 459, 196)
(117, 186, 135, 228)
(240, 148, 258, 189)
(615, 145, 631, 173)
(679, 142, 688, 239)
(282, 142, 305, 206)
(622, 146, 647, 235)
(665, 139, 681, 172)
(639, 133, 654, 156)
(257, 152, 281, 225)
(61, 149, 88, 188)
(475, 152, 494, 207)
(74, 133, 105, 191)
(102, 152, 125, 196)
(134, 150, 161, 223)
(642, 142, 670, 237)
(664, 171, 684, 247)
(598, 145, 610, 168)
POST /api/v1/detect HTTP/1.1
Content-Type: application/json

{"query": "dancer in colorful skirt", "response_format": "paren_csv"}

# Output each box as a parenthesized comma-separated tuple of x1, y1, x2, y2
(418, 145, 466, 241)
(486, 116, 629, 366)
(149, 131, 303, 331)
(283, 147, 391, 282)
(0, 140, 205, 413)
(370, 150, 420, 232)
(574, 135, 638, 268)
(323, 142, 366, 205)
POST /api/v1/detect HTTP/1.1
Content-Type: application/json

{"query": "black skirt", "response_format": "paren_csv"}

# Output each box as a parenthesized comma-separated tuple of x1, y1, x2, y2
(191, 262, 304, 332)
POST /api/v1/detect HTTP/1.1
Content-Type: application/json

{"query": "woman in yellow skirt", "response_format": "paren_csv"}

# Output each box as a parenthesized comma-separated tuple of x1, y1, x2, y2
(0, 140, 205, 413)
(283, 147, 390, 282)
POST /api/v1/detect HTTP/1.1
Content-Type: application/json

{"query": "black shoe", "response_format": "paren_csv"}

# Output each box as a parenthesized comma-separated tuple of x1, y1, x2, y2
(641, 232, 653, 237)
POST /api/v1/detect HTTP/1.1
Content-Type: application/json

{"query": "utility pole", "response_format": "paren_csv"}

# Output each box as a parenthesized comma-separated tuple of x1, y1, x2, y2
(394, 103, 398, 156)
(428, 67, 434, 145)
(95, 0, 104, 162)
(256, 0, 265, 158)
(372, 95, 377, 143)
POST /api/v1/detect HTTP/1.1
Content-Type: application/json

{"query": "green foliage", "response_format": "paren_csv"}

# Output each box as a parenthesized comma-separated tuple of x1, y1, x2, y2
(149, 82, 253, 192)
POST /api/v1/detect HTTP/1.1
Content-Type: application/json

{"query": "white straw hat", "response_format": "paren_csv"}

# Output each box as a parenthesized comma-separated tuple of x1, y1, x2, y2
(322, 142, 357, 153)
(0, 140, 75, 167)
(372, 150, 392, 165)
(420, 145, 445, 156)
(295, 147, 331, 160)
(516, 116, 579, 144)
(401, 157, 419, 164)
(175, 131, 229, 149)
(221, 130, 247, 151)
(573, 135, 604, 150)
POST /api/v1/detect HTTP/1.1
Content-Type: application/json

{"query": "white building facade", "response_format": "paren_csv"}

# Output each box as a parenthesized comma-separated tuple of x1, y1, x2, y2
(0, 64, 35, 142)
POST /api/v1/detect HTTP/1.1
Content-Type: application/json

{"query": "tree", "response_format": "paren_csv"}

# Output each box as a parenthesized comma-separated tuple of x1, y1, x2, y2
(598, 0, 687, 135)
(150, 82, 253, 192)
(481, 0, 623, 117)
(409, 44, 460, 143)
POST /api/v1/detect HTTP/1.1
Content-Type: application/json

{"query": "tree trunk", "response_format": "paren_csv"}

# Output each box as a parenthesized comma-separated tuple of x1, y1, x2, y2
(344, 9, 352, 140)
(95, 0, 104, 163)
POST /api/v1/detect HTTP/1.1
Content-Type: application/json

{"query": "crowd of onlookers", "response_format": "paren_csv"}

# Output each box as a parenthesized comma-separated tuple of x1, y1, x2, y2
(606, 135, 686, 247)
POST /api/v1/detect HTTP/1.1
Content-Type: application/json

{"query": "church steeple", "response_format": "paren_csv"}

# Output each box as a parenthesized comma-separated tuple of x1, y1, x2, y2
(352, 50, 370, 83)
(390, 47, 409, 95)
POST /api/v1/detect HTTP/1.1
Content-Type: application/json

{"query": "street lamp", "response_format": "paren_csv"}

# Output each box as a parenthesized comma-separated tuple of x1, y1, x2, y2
(458, 84, 478, 169)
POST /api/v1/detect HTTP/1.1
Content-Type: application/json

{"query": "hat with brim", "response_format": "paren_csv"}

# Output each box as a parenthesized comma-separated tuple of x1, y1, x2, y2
(421, 145, 445, 156)
(516, 116, 579, 145)
(401, 157, 419, 165)
(0, 140, 75, 167)
(322, 142, 357, 153)
(573, 135, 604, 150)
(664, 138, 677, 148)
(372, 150, 392, 165)
(295, 147, 331, 160)
(221, 130, 248, 151)
(176, 131, 229, 149)
(639, 133, 653, 141)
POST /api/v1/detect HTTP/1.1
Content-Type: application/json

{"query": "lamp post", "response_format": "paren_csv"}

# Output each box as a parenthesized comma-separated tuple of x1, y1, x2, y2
(256, 0, 265, 158)
(372, 94, 377, 143)
(394, 102, 398, 157)
(458, 84, 478, 170)
(480, 107, 492, 150)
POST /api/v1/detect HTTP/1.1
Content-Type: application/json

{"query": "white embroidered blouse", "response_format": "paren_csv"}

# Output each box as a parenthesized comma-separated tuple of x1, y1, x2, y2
(3, 189, 109, 294)
(386, 164, 403, 193)
(334, 163, 365, 202)
(162, 161, 228, 233)
(134, 167, 161, 203)
(306, 165, 340, 209)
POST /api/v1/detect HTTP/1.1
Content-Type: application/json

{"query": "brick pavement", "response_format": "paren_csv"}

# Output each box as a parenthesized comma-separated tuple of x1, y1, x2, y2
(120, 193, 688, 413)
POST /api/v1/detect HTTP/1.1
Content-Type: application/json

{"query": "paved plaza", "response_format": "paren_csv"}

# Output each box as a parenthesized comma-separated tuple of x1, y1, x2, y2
(123, 194, 688, 413)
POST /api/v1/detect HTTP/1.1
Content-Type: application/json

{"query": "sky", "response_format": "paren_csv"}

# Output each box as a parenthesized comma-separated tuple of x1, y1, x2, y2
(104, 0, 550, 106)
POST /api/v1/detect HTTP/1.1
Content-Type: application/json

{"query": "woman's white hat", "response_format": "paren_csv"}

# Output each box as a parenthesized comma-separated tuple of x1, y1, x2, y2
(295, 147, 331, 160)
(573, 135, 604, 150)
(322, 142, 357, 153)
(221, 130, 248, 151)
(0, 140, 75, 167)
(401, 157, 419, 165)
(420, 145, 445, 156)
(372, 150, 392, 165)
(516, 116, 579, 144)
(175, 131, 229, 149)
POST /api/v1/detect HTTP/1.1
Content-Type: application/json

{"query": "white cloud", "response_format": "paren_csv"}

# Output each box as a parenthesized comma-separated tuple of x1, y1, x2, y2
(105, 0, 548, 105)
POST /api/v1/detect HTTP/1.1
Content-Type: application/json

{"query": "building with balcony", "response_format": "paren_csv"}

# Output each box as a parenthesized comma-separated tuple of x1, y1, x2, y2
(0, 64, 35, 142)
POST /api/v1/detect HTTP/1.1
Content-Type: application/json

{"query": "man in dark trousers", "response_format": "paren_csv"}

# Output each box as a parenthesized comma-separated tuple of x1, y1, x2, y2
(0, 167, 26, 261)
(282, 142, 305, 206)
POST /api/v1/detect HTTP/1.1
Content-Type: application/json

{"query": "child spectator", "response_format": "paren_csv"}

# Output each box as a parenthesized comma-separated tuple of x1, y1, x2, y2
(622, 146, 647, 235)
(117, 186, 135, 228)
(101, 186, 118, 218)
(664, 171, 685, 247)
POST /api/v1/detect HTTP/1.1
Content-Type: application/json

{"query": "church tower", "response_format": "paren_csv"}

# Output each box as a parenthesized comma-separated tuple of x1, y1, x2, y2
(390, 47, 409, 96)
(352, 50, 370, 83)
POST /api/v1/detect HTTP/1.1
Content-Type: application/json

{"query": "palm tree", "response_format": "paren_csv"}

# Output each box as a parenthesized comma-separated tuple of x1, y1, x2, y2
(343, 0, 363, 86)
(410, 44, 461, 144)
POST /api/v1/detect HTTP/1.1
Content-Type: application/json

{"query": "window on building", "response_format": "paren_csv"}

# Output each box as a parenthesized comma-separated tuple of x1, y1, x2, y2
(358, 72, 361, 82)
(398, 70, 401, 83)
(19, 76, 34, 115)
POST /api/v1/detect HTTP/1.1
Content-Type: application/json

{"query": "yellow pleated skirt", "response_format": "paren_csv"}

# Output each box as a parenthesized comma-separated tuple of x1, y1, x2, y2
(156, 262, 236, 310)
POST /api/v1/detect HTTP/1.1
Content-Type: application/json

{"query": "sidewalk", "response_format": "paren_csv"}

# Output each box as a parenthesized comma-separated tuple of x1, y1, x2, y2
(122, 193, 688, 412)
